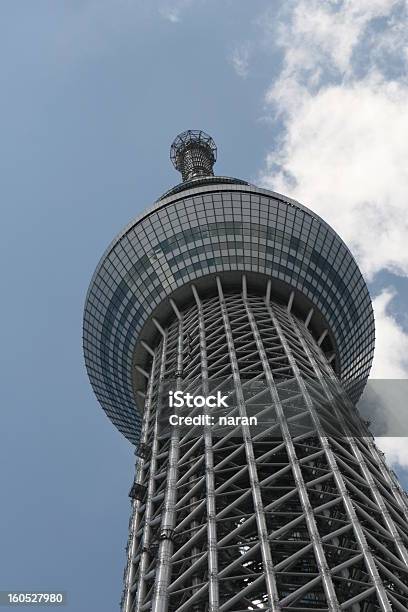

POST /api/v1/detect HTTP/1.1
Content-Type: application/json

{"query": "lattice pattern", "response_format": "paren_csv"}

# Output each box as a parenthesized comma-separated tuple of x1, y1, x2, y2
(170, 130, 217, 181)
(122, 279, 408, 612)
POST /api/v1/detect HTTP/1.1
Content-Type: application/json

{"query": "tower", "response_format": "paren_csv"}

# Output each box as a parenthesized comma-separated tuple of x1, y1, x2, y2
(83, 131, 408, 611)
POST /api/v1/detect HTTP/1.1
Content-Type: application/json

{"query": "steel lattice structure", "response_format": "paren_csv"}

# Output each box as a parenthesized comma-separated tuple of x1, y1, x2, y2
(83, 131, 408, 612)
(170, 130, 217, 182)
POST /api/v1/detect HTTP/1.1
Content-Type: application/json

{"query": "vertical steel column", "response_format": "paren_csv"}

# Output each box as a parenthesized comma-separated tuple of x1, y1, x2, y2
(151, 311, 184, 612)
(191, 284, 219, 612)
(123, 352, 157, 612)
(266, 300, 392, 612)
(243, 277, 340, 611)
(134, 335, 167, 612)
(182, 299, 202, 611)
(216, 276, 281, 612)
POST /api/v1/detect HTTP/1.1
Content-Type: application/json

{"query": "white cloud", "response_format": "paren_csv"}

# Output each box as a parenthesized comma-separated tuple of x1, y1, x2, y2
(230, 43, 251, 78)
(376, 438, 408, 469)
(160, 8, 181, 23)
(266, 0, 400, 92)
(259, 0, 408, 280)
(159, 0, 195, 23)
(261, 75, 408, 279)
(371, 289, 408, 379)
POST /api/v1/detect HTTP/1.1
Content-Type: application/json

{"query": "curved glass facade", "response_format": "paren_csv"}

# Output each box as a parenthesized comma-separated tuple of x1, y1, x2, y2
(83, 180, 374, 444)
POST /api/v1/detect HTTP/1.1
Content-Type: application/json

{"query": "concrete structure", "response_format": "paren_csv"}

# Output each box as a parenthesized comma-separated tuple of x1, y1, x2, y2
(84, 131, 408, 611)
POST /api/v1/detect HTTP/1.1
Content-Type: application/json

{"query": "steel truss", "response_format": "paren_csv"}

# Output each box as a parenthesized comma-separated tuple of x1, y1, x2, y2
(122, 276, 408, 612)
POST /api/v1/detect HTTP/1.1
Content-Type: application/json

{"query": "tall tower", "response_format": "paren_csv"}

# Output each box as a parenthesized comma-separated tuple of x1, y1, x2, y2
(83, 131, 408, 611)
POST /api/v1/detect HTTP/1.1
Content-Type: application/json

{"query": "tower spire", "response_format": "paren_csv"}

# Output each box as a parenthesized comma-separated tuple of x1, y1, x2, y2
(170, 129, 217, 181)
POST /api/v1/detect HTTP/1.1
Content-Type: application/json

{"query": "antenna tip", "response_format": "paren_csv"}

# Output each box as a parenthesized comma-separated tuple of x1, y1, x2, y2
(170, 130, 217, 182)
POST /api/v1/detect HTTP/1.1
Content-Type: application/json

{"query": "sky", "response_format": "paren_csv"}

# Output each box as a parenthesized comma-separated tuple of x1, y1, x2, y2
(0, 1, 407, 611)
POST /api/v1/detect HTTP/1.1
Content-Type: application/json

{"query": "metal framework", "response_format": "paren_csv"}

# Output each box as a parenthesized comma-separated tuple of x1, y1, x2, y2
(122, 277, 408, 612)
(170, 130, 217, 181)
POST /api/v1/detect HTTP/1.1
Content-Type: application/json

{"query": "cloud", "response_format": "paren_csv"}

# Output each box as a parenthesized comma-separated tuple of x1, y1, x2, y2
(261, 75, 408, 280)
(259, 1, 408, 280)
(265, 0, 401, 92)
(376, 438, 408, 469)
(159, 0, 195, 23)
(230, 43, 251, 78)
(371, 289, 408, 379)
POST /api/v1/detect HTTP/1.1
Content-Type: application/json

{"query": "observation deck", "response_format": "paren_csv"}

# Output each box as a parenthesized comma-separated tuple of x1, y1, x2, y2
(83, 132, 374, 444)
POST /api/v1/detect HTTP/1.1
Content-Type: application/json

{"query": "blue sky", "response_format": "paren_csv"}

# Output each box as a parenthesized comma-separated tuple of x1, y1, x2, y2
(1, 2, 407, 611)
